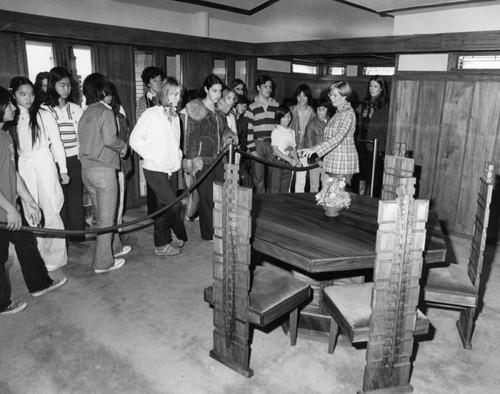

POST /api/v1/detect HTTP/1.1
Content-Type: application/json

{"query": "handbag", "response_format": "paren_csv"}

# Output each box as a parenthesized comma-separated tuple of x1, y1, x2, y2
(184, 187, 200, 219)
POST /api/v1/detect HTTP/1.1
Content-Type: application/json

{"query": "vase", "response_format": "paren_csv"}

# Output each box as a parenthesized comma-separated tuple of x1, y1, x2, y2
(324, 205, 342, 217)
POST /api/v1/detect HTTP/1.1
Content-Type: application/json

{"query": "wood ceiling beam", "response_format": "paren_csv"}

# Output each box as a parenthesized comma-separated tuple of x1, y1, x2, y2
(171, 0, 280, 15)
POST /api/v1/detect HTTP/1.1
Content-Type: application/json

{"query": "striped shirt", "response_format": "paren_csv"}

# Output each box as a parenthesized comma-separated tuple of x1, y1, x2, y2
(44, 103, 83, 158)
(244, 96, 279, 152)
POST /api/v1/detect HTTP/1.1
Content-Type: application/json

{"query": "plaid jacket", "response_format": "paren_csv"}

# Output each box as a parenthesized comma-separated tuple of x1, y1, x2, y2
(313, 102, 359, 175)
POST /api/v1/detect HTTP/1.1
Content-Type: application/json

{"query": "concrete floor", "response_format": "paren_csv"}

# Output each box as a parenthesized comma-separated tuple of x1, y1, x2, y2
(1, 205, 500, 394)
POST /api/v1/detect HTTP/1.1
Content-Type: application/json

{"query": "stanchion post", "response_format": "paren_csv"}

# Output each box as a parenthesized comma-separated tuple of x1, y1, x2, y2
(228, 143, 234, 164)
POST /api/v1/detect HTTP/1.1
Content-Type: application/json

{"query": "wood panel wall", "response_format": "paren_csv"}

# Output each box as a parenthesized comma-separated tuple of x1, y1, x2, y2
(388, 73, 500, 243)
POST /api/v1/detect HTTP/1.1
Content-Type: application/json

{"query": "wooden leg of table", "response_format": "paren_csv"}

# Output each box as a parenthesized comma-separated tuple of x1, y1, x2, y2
(290, 308, 298, 346)
(328, 318, 339, 354)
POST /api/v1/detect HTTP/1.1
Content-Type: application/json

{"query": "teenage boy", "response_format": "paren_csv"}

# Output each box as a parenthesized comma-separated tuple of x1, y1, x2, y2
(0, 87, 67, 315)
(136, 67, 165, 214)
(244, 75, 279, 193)
(302, 97, 331, 192)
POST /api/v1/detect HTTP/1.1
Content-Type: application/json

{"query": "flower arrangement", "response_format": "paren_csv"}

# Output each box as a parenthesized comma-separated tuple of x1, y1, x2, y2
(315, 176, 351, 216)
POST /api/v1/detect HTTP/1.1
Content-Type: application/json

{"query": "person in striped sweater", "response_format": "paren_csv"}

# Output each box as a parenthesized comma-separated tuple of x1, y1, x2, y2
(43, 67, 87, 247)
(244, 75, 279, 193)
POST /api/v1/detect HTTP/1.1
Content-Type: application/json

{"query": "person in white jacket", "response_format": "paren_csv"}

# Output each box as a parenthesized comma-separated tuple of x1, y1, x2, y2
(10, 76, 68, 271)
(130, 77, 187, 257)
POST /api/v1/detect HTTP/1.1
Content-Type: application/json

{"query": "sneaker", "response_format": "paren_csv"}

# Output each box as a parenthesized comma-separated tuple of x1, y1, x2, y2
(93, 258, 126, 274)
(31, 277, 68, 298)
(1, 300, 27, 315)
(114, 245, 132, 258)
(154, 244, 181, 256)
(170, 239, 185, 249)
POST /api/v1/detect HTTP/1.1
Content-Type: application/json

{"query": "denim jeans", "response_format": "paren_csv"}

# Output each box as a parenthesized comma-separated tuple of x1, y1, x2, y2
(143, 169, 187, 247)
(252, 139, 274, 193)
(82, 167, 122, 270)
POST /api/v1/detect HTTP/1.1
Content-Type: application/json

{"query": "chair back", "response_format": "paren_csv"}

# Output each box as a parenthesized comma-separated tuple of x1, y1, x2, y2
(381, 142, 415, 200)
(362, 177, 429, 392)
(468, 163, 494, 290)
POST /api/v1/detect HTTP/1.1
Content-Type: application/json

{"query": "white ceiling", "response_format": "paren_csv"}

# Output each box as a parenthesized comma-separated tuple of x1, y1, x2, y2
(112, 0, 500, 40)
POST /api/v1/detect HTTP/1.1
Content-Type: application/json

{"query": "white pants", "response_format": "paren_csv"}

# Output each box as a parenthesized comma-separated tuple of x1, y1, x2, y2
(293, 157, 309, 193)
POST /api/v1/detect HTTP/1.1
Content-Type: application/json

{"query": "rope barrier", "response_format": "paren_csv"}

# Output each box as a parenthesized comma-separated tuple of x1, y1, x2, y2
(0, 146, 230, 235)
(1, 143, 321, 234)
(234, 147, 319, 171)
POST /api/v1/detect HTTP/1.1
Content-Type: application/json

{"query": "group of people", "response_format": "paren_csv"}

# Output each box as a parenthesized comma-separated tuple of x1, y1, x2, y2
(0, 61, 389, 315)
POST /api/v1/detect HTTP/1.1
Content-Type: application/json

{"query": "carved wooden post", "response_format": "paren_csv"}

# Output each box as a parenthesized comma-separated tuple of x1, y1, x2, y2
(381, 142, 415, 201)
(360, 177, 429, 393)
(210, 162, 254, 377)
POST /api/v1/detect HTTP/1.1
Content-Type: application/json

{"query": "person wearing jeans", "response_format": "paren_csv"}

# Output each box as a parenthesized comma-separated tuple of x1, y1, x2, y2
(78, 73, 130, 273)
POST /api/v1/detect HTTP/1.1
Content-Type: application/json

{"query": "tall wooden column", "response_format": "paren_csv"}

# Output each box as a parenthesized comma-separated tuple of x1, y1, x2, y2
(210, 162, 254, 377)
(360, 177, 429, 393)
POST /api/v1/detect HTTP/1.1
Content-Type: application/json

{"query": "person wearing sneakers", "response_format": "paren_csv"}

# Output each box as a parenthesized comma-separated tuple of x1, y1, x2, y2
(78, 73, 131, 273)
(130, 77, 187, 256)
(0, 86, 67, 315)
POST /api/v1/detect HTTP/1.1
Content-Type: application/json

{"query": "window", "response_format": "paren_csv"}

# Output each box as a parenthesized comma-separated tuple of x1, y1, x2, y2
(292, 63, 318, 75)
(134, 51, 155, 101)
(25, 41, 55, 82)
(165, 54, 182, 81)
(363, 66, 395, 76)
(235, 60, 247, 84)
(327, 66, 346, 76)
(72, 45, 93, 102)
(458, 55, 500, 70)
(213, 59, 227, 84)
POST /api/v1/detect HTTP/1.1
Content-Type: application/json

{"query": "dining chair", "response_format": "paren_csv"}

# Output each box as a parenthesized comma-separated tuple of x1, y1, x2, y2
(381, 142, 415, 200)
(422, 162, 494, 349)
(205, 162, 311, 378)
(322, 177, 430, 393)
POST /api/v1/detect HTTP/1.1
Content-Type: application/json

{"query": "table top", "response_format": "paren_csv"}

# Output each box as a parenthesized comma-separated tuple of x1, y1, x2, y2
(252, 193, 447, 273)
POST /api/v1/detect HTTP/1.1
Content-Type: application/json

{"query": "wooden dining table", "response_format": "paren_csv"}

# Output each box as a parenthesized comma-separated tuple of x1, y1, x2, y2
(251, 192, 447, 340)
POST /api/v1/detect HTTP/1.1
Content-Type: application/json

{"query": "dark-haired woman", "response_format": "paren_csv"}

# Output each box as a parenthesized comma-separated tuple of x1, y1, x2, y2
(78, 73, 129, 274)
(9, 76, 68, 272)
(181, 74, 237, 241)
(43, 66, 86, 246)
(356, 75, 390, 197)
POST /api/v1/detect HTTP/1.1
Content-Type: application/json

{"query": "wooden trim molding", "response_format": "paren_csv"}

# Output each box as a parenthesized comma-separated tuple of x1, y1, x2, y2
(254, 31, 500, 57)
(3, 11, 500, 59)
(0, 11, 255, 56)
(172, 0, 280, 15)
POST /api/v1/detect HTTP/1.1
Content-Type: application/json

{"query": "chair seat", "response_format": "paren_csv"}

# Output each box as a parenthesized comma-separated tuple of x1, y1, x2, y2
(423, 264, 476, 307)
(204, 266, 311, 327)
(323, 283, 429, 343)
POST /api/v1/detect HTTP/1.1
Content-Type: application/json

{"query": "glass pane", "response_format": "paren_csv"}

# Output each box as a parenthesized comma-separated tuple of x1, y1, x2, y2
(328, 66, 345, 76)
(363, 66, 395, 76)
(25, 41, 55, 83)
(235, 60, 247, 83)
(213, 59, 227, 84)
(135, 51, 155, 101)
(72, 46, 93, 105)
(166, 54, 181, 81)
(458, 55, 500, 69)
(292, 64, 318, 75)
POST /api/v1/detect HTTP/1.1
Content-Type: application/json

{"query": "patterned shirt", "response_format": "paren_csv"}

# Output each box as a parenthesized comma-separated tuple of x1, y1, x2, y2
(44, 102, 82, 158)
(313, 102, 359, 175)
(244, 96, 279, 152)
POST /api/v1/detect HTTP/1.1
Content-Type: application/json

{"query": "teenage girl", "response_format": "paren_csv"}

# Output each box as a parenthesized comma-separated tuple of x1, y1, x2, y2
(182, 74, 238, 240)
(43, 66, 86, 245)
(9, 76, 68, 271)
(270, 106, 301, 194)
(290, 84, 314, 192)
(230, 78, 247, 97)
(130, 77, 187, 256)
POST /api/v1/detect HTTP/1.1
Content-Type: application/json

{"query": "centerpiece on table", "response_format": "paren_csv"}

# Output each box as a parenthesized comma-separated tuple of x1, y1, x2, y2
(315, 175, 351, 217)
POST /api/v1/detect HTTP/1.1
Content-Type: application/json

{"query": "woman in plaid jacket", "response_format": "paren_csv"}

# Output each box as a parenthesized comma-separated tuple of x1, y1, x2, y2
(301, 81, 359, 185)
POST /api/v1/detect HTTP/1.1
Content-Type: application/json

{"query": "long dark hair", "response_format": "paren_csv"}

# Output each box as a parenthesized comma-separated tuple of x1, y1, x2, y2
(0, 86, 12, 123)
(10, 76, 40, 147)
(83, 73, 113, 105)
(363, 75, 389, 111)
(202, 74, 223, 95)
(45, 66, 76, 107)
(294, 84, 313, 106)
